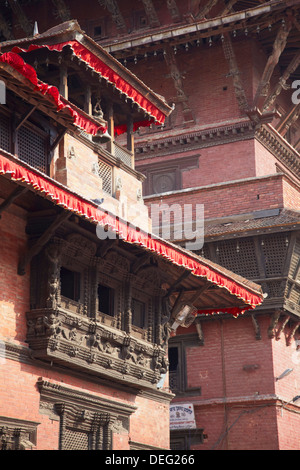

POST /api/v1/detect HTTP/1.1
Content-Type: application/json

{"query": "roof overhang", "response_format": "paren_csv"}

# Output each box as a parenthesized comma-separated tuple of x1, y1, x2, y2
(0, 20, 173, 135)
(0, 149, 264, 318)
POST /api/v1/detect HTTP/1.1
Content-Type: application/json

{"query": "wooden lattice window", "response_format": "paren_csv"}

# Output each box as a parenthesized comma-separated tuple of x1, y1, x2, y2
(216, 238, 260, 279)
(98, 159, 113, 195)
(261, 234, 288, 277)
(64, 429, 91, 450)
(17, 124, 48, 173)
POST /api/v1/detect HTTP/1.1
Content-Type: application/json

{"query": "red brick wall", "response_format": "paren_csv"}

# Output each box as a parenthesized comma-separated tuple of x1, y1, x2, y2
(145, 174, 285, 220)
(174, 314, 300, 450)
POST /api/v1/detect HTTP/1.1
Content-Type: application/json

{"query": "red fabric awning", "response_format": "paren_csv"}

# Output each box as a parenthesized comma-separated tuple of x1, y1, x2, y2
(0, 152, 264, 316)
(0, 51, 107, 136)
(9, 41, 166, 135)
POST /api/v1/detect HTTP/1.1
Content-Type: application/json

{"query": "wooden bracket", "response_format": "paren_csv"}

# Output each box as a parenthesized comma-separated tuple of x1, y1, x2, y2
(0, 186, 28, 218)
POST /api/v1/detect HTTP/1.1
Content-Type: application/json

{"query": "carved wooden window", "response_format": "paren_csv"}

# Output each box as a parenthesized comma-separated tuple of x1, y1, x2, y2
(60, 267, 81, 302)
(17, 123, 48, 174)
(98, 159, 113, 195)
(132, 298, 146, 329)
(98, 284, 114, 317)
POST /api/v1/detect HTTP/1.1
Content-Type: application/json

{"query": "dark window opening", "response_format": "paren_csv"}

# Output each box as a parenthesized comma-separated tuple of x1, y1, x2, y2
(132, 299, 145, 328)
(60, 267, 81, 302)
(94, 26, 102, 37)
(169, 347, 179, 372)
(98, 284, 114, 316)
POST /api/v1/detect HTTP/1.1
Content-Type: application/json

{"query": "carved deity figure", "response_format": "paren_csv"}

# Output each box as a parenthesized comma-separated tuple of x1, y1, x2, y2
(45, 244, 62, 310)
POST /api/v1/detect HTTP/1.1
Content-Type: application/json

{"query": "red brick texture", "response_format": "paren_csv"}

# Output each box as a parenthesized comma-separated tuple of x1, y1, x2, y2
(175, 314, 300, 450)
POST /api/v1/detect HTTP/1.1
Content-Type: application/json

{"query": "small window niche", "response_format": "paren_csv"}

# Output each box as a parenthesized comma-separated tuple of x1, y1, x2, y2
(98, 284, 114, 317)
(60, 267, 81, 305)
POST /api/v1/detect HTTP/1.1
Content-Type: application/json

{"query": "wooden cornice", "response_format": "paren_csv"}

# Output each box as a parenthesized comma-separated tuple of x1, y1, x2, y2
(135, 120, 256, 159)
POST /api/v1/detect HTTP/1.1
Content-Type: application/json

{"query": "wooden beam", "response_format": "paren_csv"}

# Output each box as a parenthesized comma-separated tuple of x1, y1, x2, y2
(131, 253, 151, 274)
(0, 186, 28, 218)
(195, 0, 220, 19)
(16, 105, 37, 132)
(127, 115, 134, 154)
(18, 210, 71, 275)
(253, 21, 292, 111)
(99, 0, 126, 30)
(106, 100, 115, 155)
(190, 281, 211, 304)
(219, 0, 238, 16)
(59, 66, 68, 100)
(276, 102, 300, 136)
(51, 0, 71, 21)
(166, 270, 191, 297)
(50, 128, 67, 152)
(263, 50, 300, 112)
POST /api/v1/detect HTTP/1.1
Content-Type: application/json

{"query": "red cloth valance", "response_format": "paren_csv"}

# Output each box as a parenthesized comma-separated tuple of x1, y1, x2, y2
(0, 152, 263, 316)
(0, 51, 107, 136)
(10, 41, 166, 135)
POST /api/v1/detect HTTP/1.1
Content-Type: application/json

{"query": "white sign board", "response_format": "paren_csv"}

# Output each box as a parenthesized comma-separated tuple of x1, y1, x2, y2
(170, 403, 196, 430)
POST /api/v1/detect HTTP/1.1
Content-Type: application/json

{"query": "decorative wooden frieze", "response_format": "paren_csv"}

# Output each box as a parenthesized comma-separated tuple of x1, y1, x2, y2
(26, 307, 168, 390)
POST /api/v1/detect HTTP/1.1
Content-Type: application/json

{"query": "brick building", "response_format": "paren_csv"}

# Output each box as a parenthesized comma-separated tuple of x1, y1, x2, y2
(0, 8, 264, 451)
(0, 0, 299, 451)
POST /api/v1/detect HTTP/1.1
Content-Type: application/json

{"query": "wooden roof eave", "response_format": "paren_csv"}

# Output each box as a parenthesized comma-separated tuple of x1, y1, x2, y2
(0, 21, 173, 121)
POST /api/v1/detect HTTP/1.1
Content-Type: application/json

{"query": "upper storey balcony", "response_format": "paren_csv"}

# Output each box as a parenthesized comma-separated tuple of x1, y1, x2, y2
(0, 20, 172, 231)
